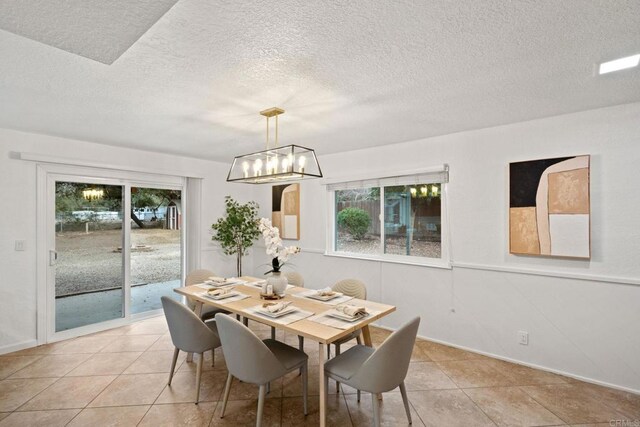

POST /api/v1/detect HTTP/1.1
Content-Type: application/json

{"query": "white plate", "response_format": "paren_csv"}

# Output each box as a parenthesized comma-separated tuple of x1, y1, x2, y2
(255, 306, 297, 318)
(326, 309, 369, 322)
(305, 291, 343, 301)
(201, 291, 239, 300)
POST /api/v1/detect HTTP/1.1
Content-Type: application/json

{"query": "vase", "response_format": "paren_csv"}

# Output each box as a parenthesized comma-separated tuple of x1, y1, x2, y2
(267, 272, 288, 296)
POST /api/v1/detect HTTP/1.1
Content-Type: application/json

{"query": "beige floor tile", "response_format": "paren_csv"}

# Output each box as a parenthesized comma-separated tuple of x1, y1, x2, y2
(224, 375, 284, 400)
(578, 382, 640, 420)
(0, 377, 58, 412)
(482, 359, 568, 386)
(410, 343, 433, 362)
(155, 370, 227, 404)
(408, 389, 496, 427)
(0, 356, 42, 379)
(138, 402, 215, 426)
(123, 350, 185, 374)
(66, 352, 143, 376)
(419, 341, 483, 362)
(0, 414, 7, 422)
(50, 335, 117, 354)
(282, 365, 340, 397)
(281, 394, 352, 427)
(177, 350, 227, 373)
(126, 320, 168, 336)
(100, 335, 162, 353)
(67, 405, 150, 427)
(88, 373, 168, 407)
(464, 386, 564, 426)
(19, 375, 116, 410)
(521, 384, 628, 424)
(345, 391, 424, 426)
(436, 359, 514, 388)
(0, 409, 80, 427)
(210, 397, 282, 426)
(404, 362, 458, 391)
(4, 341, 72, 357)
(568, 424, 611, 426)
(9, 354, 91, 379)
(147, 334, 175, 351)
(88, 325, 134, 337)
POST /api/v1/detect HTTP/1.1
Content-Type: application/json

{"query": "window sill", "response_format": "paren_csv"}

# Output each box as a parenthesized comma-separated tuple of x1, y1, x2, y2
(323, 251, 452, 269)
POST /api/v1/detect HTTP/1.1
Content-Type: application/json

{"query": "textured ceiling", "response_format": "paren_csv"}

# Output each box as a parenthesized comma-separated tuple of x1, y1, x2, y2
(0, 0, 639, 162)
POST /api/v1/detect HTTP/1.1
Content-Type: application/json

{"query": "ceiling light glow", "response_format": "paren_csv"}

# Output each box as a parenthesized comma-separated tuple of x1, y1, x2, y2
(598, 54, 640, 74)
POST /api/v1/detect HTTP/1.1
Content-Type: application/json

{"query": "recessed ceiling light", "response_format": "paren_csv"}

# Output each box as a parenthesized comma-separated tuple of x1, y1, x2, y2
(598, 54, 640, 74)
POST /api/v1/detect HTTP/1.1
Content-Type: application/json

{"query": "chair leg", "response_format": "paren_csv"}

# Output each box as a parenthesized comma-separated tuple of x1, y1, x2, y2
(357, 389, 361, 402)
(266, 381, 270, 394)
(399, 381, 412, 424)
(243, 317, 249, 327)
(302, 363, 308, 415)
(372, 392, 381, 427)
(356, 334, 362, 345)
(270, 326, 276, 340)
(220, 373, 233, 418)
(335, 343, 341, 392)
(298, 336, 304, 376)
(256, 384, 266, 427)
(211, 348, 215, 367)
(195, 353, 203, 404)
(327, 345, 331, 359)
(168, 347, 179, 385)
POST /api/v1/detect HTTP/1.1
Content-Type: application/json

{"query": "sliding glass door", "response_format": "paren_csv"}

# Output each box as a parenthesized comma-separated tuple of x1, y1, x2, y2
(54, 181, 125, 332)
(45, 170, 185, 340)
(130, 186, 183, 313)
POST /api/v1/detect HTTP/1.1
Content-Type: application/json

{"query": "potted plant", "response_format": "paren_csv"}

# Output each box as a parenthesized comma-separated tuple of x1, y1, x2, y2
(258, 218, 300, 295)
(211, 196, 260, 277)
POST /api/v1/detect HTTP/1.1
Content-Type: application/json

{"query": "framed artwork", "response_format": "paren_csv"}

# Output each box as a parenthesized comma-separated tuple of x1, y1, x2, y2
(509, 155, 590, 258)
(272, 183, 300, 240)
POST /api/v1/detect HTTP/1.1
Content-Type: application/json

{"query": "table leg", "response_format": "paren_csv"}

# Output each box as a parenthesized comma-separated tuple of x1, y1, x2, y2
(187, 301, 203, 363)
(318, 342, 327, 427)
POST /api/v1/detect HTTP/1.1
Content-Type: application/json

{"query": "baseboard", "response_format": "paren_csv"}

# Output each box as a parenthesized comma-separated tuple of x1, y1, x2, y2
(0, 339, 38, 355)
(371, 324, 640, 395)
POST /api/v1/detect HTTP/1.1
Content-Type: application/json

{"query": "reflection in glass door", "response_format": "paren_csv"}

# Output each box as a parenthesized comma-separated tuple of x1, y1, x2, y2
(55, 182, 124, 332)
(130, 187, 183, 314)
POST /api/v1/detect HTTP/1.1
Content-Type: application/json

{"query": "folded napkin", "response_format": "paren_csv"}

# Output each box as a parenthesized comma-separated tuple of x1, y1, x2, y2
(316, 287, 335, 297)
(335, 304, 367, 317)
(207, 288, 230, 296)
(208, 276, 227, 284)
(262, 301, 292, 313)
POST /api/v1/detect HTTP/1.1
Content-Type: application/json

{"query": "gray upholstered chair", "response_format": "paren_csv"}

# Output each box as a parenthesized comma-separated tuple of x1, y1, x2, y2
(328, 279, 367, 362)
(283, 271, 304, 287)
(185, 269, 228, 322)
(161, 296, 221, 403)
(324, 317, 420, 426)
(215, 313, 308, 427)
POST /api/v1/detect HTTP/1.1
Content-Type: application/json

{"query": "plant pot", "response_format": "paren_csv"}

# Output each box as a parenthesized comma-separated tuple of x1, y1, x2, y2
(267, 272, 288, 296)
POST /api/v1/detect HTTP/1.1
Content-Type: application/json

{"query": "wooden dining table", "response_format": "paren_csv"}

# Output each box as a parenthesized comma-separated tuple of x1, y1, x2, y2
(174, 276, 396, 427)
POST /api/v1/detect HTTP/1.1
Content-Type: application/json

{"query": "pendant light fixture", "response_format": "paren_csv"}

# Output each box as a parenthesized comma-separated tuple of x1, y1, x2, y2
(226, 107, 323, 183)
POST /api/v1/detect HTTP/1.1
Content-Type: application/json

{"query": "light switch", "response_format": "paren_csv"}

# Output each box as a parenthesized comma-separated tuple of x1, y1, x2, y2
(15, 240, 26, 251)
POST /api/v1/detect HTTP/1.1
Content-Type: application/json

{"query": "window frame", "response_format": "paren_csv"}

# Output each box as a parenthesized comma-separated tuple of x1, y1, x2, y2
(325, 168, 450, 269)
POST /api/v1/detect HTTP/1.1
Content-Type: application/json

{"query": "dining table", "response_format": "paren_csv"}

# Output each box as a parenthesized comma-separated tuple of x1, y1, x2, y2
(174, 276, 396, 427)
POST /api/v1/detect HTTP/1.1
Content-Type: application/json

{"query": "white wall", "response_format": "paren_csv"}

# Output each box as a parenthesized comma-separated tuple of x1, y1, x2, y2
(247, 102, 640, 392)
(0, 128, 247, 352)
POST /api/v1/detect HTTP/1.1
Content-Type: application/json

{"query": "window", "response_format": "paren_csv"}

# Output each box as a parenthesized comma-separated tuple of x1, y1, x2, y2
(327, 167, 448, 266)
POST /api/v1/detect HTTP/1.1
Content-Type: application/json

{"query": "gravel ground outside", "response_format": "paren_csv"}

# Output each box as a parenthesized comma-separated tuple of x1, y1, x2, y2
(55, 228, 181, 297)
(336, 232, 441, 258)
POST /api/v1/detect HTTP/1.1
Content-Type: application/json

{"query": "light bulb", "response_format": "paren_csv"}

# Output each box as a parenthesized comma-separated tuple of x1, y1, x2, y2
(253, 159, 263, 176)
(431, 185, 438, 196)
(298, 155, 306, 173)
(282, 158, 289, 172)
(242, 161, 250, 178)
(420, 186, 428, 196)
(410, 187, 417, 197)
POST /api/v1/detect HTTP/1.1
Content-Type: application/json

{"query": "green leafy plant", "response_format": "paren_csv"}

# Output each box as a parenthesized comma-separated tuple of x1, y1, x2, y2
(211, 196, 260, 276)
(337, 207, 371, 240)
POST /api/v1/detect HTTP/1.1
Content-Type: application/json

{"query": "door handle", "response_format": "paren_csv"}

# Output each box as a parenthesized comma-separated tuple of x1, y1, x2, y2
(49, 250, 57, 266)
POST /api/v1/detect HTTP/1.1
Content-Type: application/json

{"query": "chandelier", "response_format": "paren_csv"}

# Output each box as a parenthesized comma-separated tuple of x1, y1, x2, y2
(82, 187, 104, 201)
(226, 107, 323, 183)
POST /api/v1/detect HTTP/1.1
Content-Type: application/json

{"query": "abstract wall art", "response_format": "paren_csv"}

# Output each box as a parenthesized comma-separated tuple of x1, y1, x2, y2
(509, 155, 590, 258)
(272, 183, 300, 240)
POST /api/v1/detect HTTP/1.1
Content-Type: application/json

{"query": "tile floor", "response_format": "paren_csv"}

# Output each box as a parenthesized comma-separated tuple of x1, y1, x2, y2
(1, 316, 638, 426)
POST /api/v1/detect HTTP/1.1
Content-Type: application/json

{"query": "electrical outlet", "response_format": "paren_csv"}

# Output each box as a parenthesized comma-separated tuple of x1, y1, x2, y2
(15, 240, 26, 251)
(518, 331, 529, 345)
